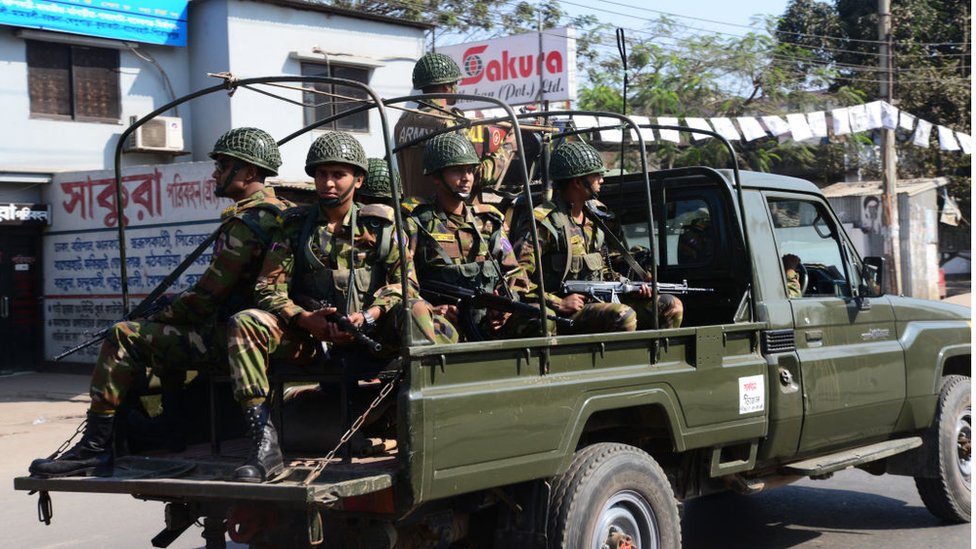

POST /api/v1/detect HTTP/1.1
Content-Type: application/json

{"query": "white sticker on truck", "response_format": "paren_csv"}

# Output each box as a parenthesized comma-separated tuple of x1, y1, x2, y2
(739, 375, 764, 414)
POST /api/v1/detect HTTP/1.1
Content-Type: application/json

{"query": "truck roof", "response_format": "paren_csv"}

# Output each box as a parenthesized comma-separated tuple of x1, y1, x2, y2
(720, 169, 821, 194)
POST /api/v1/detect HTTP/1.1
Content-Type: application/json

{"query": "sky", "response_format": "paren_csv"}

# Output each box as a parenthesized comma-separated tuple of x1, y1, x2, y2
(559, 0, 792, 37)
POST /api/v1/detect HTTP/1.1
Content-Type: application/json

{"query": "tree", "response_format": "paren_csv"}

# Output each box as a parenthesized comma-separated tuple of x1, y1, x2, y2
(775, 0, 971, 216)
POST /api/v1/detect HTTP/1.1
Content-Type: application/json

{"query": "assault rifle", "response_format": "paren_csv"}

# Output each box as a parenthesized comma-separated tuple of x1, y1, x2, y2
(292, 294, 383, 353)
(420, 280, 573, 329)
(562, 280, 714, 305)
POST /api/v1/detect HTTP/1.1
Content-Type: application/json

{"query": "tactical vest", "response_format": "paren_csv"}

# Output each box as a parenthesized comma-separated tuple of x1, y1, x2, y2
(535, 198, 607, 291)
(411, 202, 503, 287)
(215, 192, 292, 320)
(292, 203, 394, 316)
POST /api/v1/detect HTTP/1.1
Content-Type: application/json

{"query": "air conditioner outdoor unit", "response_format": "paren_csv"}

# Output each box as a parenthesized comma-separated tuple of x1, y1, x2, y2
(125, 116, 184, 152)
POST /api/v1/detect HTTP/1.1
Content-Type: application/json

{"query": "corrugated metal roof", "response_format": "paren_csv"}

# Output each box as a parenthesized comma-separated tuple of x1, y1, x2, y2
(821, 177, 948, 198)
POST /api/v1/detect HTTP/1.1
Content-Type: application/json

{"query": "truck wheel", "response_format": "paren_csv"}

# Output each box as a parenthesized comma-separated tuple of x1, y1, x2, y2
(548, 443, 680, 549)
(915, 374, 971, 523)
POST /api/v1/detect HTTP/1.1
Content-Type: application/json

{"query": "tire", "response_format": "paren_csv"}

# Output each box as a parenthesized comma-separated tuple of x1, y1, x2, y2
(914, 374, 971, 523)
(548, 443, 681, 549)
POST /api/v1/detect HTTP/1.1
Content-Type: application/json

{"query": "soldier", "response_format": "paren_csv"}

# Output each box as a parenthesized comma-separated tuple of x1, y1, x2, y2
(394, 52, 513, 198)
(358, 157, 398, 207)
(225, 131, 455, 482)
(30, 128, 292, 478)
(518, 141, 684, 333)
(783, 253, 803, 298)
(405, 133, 536, 340)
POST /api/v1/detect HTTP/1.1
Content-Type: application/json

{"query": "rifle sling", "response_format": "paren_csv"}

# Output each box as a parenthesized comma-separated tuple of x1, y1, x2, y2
(582, 205, 650, 282)
(129, 227, 221, 316)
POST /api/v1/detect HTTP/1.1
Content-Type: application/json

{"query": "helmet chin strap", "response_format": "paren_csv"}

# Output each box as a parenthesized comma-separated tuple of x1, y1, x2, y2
(439, 179, 470, 202)
(214, 160, 244, 198)
(319, 181, 357, 209)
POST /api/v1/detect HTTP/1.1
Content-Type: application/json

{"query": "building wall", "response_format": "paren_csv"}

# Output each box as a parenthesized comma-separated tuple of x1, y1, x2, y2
(0, 28, 191, 174)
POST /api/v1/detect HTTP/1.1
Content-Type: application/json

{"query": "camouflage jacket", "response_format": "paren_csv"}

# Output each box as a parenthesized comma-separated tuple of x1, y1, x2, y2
(255, 202, 414, 321)
(518, 196, 612, 310)
(404, 198, 528, 297)
(154, 187, 292, 325)
(394, 102, 513, 196)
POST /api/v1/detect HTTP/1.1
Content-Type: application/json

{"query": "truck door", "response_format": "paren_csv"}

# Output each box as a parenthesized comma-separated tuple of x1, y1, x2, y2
(764, 195, 904, 453)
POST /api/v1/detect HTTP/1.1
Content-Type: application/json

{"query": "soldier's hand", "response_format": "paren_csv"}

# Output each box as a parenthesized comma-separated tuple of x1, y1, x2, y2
(432, 304, 459, 325)
(321, 320, 353, 345)
(636, 284, 653, 298)
(487, 308, 511, 331)
(297, 308, 339, 341)
(557, 293, 586, 316)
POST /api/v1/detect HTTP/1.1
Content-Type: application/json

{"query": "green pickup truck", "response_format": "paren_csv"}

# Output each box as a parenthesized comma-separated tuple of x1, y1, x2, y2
(14, 85, 970, 548)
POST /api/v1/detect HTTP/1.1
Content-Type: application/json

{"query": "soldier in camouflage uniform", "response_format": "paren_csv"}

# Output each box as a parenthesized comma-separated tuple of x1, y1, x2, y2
(225, 131, 455, 482)
(394, 52, 513, 198)
(518, 141, 684, 334)
(30, 128, 292, 478)
(405, 133, 538, 340)
(358, 157, 398, 207)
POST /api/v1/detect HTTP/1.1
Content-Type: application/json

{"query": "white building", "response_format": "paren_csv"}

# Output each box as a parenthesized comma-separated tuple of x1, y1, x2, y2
(0, 0, 430, 372)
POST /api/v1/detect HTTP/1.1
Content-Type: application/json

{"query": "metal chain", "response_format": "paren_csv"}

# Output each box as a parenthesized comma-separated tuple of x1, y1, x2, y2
(301, 372, 402, 486)
(46, 418, 87, 460)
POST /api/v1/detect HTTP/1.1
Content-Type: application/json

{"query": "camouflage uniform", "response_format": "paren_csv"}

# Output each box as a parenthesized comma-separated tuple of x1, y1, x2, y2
(227, 201, 457, 403)
(519, 141, 683, 333)
(405, 198, 538, 340)
(395, 52, 513, 197)
(88, 188, 291, 413)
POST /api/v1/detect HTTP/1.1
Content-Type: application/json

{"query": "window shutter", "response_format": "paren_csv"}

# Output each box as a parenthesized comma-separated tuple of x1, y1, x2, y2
(26, 41, 71, 117)
(72, 46, 120, 120)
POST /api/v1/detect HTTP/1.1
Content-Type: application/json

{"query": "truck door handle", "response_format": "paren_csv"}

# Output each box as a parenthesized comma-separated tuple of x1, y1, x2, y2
(805, 330, 823, 344)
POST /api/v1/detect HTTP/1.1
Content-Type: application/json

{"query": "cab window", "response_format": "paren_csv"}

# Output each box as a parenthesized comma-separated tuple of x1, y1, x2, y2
(768, 198, 851, 298)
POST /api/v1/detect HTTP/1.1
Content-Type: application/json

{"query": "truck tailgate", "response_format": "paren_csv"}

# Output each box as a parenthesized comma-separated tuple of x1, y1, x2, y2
(14, 453, 396, 505)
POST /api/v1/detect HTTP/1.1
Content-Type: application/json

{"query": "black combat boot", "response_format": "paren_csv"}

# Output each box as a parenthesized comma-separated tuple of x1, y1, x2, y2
(29, 412, 114, 478)
(232, 402, 284, 482)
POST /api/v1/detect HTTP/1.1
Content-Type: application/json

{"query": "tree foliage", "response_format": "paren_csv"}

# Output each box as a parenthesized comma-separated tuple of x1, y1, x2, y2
(775, 0, 971, 215)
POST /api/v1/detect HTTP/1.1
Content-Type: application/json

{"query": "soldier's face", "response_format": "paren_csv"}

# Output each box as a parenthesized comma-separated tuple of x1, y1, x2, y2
(314, 163, 363, 205)
(438, 165, 476, 197)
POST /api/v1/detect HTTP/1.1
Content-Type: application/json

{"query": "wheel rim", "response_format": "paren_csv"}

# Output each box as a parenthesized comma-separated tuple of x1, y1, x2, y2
(592, 490, 658, 549)
(954, 403, 971, 485)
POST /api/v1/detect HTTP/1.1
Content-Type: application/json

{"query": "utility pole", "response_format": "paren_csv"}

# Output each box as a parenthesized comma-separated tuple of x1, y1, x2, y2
(879, 0, 901, 294)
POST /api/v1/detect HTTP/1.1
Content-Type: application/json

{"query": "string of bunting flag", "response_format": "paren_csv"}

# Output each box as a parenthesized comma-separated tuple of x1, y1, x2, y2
(470, 100, 971, 154)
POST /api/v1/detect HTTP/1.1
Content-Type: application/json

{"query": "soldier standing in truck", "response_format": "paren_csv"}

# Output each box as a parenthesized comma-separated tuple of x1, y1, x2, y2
(394, 52, 514, 198)
(29, 128, 292, 478)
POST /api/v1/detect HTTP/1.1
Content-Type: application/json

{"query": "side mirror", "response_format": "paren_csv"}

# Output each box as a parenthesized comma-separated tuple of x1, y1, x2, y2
(862, 256, 886, 297)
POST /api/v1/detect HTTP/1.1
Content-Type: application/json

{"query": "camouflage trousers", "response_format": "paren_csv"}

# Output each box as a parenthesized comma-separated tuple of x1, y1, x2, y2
(554, 294, 683, 335)
(226, 300, 456, 402)
(622, 293, 684, 329)
(89, 320, 224, 414)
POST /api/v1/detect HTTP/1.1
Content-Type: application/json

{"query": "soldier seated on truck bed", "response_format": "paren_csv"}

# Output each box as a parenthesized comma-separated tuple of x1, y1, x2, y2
(30, 128, 293, 479)
(225, 131, 456, 482)
(405, 133, 545, 341)
(517, 141, 683, 333)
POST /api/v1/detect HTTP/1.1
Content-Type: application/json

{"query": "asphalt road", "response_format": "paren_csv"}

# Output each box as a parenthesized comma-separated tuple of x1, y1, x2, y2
(682, 470, 971, 548)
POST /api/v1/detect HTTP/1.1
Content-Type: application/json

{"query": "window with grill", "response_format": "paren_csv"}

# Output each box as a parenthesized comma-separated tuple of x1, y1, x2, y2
(301, 62, 370, 132)
(26, 40, 120, 122)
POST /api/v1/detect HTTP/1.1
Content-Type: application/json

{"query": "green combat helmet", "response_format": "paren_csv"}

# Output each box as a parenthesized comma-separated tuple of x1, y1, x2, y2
(361, 158, 399, 200)
(412, 52, 462, 90)
(549, 141, 607, 181)
(423, 133, 480, 175)
(305, 131, 368, 176)
(209, 127, 282, 176)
